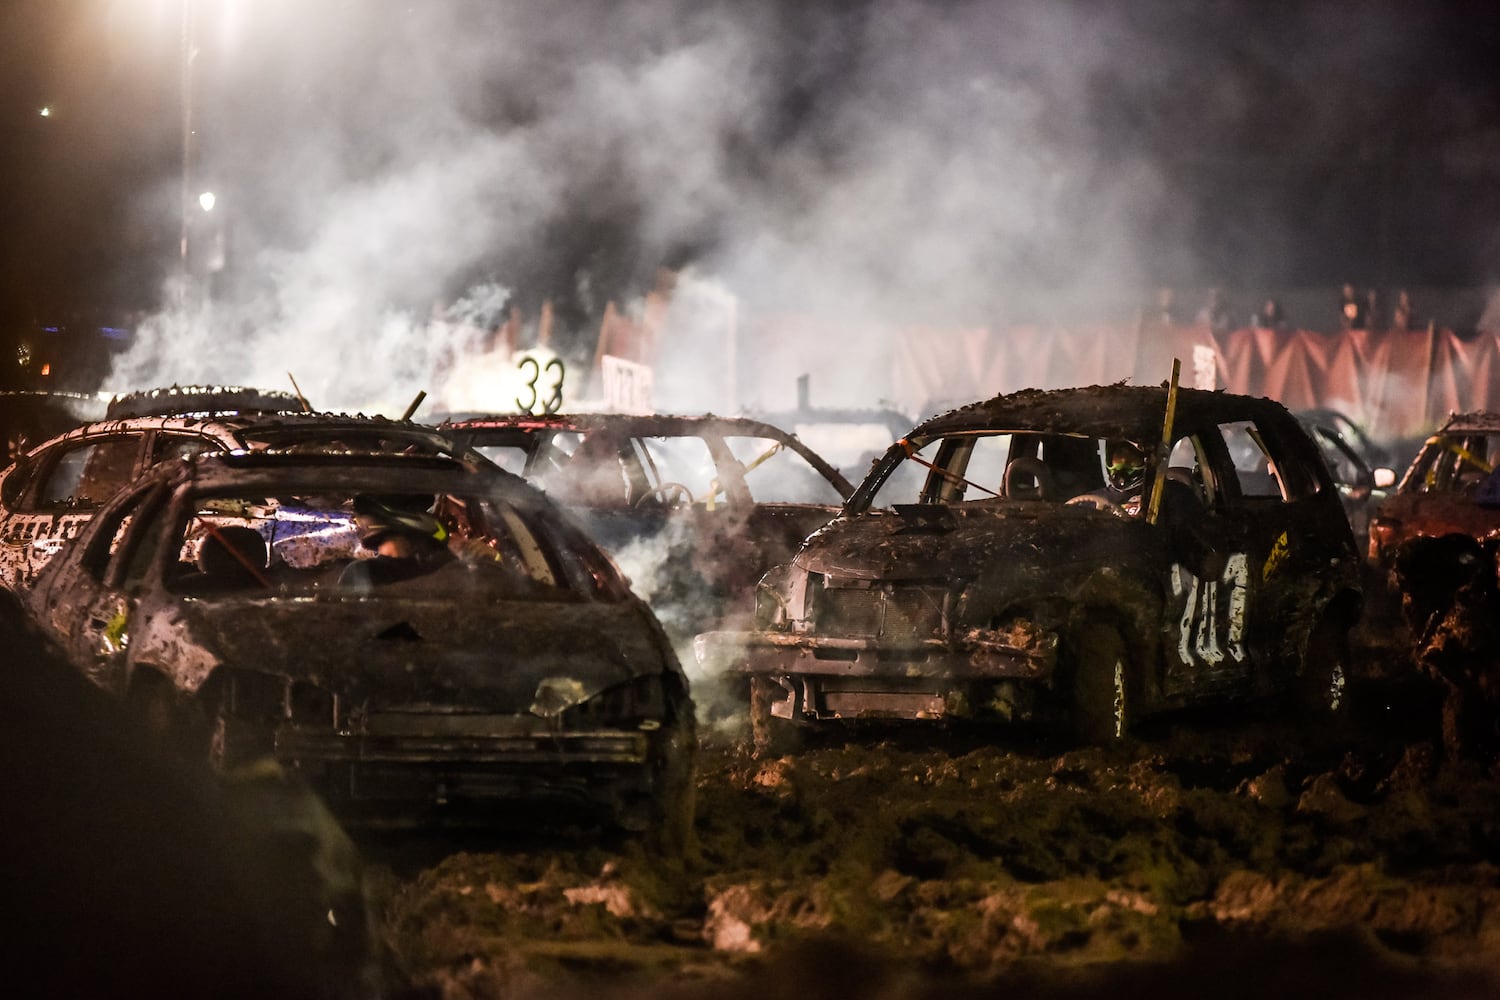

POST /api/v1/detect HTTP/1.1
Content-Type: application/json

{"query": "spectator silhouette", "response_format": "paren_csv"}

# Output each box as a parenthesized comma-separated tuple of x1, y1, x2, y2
(1196, 287, 1232, 335)
(1339, 282, 1367, 330)
(1253, 297, 1288, 333)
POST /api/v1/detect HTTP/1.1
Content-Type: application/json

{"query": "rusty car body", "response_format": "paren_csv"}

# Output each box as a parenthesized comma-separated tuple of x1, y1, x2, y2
(0, 410, 473, 590)
(1368, 411, 1500, 570)
(19, 450, 694, 838)
(440, 413, 854, 637)
(696, 384, 1362, 744)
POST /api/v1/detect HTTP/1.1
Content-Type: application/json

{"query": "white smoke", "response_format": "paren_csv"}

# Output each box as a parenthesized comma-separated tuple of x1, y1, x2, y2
(95, 1, 1467, 418)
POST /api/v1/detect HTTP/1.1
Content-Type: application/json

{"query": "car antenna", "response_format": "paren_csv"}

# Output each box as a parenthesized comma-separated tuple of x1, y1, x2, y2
(400, 390, 428, 421)
(286, 372, 313, 413)
(1145, 357, 1181, 526)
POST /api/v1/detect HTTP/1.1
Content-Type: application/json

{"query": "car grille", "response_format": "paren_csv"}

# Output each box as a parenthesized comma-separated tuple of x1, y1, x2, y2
(817, 584, 947, 641)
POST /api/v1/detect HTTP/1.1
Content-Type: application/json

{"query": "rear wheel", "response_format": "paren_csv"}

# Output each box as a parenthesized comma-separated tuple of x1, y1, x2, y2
(1069, 624, 1132, 745)
(1299, 613, 1352, 720)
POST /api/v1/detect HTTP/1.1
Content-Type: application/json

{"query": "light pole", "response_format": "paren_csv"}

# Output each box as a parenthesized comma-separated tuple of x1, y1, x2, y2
(178, 0, 197, 305)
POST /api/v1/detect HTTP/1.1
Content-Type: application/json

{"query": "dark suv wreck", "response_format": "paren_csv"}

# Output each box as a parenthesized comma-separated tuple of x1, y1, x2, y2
(695, 384, 1362, 744)
(21, 451, 694, 842)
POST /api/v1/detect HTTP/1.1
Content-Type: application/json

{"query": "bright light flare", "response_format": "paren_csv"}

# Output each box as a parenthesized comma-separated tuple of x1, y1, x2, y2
(38, 106, 52, 118)
(198, 191, 217, 212)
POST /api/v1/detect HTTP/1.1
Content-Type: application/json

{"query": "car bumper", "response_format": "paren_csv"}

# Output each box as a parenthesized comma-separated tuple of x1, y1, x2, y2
(694, 628, 1057, 679)
(269, 714, 666, 822)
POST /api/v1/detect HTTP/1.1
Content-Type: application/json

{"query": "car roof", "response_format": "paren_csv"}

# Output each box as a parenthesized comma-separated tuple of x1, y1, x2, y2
(104, 385, 308, 420)
(147, 450, 517, 497)
(1436, 411, 1500, 434)
(19, 411, 460, 460)
(444, 411, 856, 499)
(444, 411, 814, 439)
(906, 384, 1295, 444)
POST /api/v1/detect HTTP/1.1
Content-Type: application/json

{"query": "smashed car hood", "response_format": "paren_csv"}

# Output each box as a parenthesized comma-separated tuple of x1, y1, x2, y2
(796, 505, 1149, 582)
(175, 597, 665, 710)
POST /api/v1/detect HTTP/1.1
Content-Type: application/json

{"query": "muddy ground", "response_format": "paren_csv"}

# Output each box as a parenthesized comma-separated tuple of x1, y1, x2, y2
(372, 633, 1500, 1000)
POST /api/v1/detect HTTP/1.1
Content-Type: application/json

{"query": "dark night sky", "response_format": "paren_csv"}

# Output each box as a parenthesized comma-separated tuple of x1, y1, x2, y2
(2, 0, 1499, 339)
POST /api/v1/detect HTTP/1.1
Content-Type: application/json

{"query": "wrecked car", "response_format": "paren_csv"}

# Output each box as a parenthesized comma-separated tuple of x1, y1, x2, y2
(18, 450, 694, 842)
(695, 384, 1362, 744)
(0, 409, 474, 590)
(441, 413, 854, 637)
(1368, 411, 1500, 570)
(1296, 410, 1397, 542)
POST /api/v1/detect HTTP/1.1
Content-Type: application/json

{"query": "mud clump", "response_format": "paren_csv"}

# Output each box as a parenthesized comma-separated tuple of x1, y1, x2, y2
(377, 710, 1500, 999)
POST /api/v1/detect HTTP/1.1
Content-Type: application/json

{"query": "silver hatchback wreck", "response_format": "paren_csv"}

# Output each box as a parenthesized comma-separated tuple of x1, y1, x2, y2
(22, 451, 694, 841)
(696, 384, 1362, 746)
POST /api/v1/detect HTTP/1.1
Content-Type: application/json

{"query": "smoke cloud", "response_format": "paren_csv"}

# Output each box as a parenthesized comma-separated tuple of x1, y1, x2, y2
(92, 0, 1472, 415)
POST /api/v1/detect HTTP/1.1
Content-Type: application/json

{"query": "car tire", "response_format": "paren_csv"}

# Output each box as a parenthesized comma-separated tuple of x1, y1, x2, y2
(1298, 613, 1352, 722)
(1069, 623, 1132, 745)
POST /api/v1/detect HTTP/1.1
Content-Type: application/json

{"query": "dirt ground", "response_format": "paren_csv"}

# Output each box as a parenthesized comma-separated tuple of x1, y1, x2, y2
(372, 634, 1500, 1000)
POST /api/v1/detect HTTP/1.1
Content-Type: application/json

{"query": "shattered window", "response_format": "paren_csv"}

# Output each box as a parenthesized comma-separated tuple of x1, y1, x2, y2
(1411, 434, 1499, 494)
(152, 433, 219, 466)
(633, 436, 717, 504)
(1218, 421, 1288, 501)
(724, 436, 843, 505)
(37, 437, 139, 510)
(866, 434, 1012, 508)
(165, 489, 590, 601)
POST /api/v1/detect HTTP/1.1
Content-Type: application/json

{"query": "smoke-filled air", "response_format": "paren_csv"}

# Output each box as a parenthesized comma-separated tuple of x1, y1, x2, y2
(92, 0, 1463, 416)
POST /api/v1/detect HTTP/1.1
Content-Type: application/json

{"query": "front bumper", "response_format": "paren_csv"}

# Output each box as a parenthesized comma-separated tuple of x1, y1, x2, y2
(268, 713, 664, 823)
(694, 627, 1057, 679)
(694, 627, 1058, 722)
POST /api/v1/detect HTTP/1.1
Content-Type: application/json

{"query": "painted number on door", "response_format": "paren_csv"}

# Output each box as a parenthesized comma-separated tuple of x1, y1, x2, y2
(1170, 552, 1247, 666)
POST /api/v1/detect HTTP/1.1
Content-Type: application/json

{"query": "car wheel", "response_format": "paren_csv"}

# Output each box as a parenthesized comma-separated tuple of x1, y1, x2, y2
(1069, 623, 1132, 745)
(1299, 613, 1352, 721)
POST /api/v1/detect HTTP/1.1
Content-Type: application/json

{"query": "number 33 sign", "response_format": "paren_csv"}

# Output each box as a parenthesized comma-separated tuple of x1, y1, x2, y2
(514, 349, 565, 414)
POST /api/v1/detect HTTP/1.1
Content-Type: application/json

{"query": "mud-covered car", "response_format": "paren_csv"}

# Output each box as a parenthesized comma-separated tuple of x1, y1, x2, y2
(441, 413, 854, 637)
(696, 384, 1362, 744)
(1368, 411, 1500, 569)
(0, 410, 472, 589)
(19, 451, 694, 840)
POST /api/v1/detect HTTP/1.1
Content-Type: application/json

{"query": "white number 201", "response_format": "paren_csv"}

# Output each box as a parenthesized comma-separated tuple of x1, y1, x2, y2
(1170, 553, 1247, 667)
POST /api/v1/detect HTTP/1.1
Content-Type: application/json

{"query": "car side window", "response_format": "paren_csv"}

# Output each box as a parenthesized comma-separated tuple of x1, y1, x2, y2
(152, 433, 217, 466)
(634, 436, 717, 505)
(1215, 420, 1316, 502)
(36, 437, 140, 510)
(76, 484, 160, 585)
(723, 435, 844, 505)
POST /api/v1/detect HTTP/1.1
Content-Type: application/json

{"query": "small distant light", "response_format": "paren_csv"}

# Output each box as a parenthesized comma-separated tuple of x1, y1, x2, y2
(198, 191, 216, 212)
(39, 106, 51, 118)
(40, 364, 51, 377)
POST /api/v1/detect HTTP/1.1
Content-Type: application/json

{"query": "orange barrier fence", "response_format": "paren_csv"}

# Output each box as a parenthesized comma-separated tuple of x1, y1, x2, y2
(890, 324, 1500, 445)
